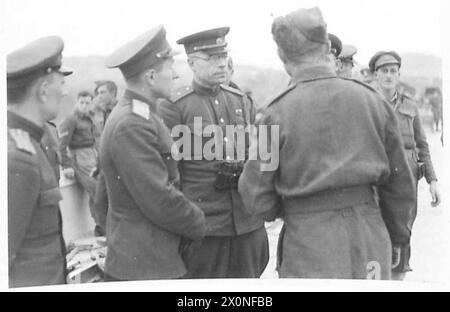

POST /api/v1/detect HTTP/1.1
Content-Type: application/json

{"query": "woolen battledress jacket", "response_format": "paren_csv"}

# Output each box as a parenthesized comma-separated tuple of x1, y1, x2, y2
(8, 111, 66, 288)
(391, 92, 437, 183)
(158, 81, 264, 237)
(238, 65, 416, 248)
(99, 90, 206, 280)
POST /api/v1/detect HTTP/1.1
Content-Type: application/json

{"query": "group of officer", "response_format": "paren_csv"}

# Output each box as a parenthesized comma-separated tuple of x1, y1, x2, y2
(7, 6, 441, 287)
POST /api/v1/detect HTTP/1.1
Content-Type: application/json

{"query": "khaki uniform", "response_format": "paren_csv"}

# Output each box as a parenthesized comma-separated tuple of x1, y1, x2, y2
(239, 65, 416, 280)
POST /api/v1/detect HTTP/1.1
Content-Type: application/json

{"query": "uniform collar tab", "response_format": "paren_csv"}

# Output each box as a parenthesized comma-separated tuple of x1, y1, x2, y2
(7, 110, 44, 141)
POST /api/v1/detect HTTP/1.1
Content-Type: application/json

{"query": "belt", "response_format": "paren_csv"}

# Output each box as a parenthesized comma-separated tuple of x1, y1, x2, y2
(283, 185, 375, 215)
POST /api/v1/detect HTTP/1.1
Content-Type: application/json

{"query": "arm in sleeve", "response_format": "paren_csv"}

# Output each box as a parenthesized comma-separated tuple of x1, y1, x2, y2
(58, 116, 76, 168)
(157, 99, 182, 132)
(239, 112, 282, 221)
(112, 121, 206, 241)
(8, 152, 40, 267)
(414, 109, 437, 183)
(94, 172, 108, 231)
(378, 106, 416, 246)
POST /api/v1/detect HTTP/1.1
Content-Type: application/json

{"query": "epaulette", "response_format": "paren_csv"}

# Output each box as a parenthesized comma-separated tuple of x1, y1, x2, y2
(132, 99, 150, 120)
(266, 84, 296, 108)
(170, 85, 194, 103)
(220, 84, 245, 97)
(8, 129, 36, 155)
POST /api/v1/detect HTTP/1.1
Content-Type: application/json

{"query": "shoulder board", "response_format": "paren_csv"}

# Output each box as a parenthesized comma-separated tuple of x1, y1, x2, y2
(266, 84, 296, 108)
(132, 99, 150, 120)
(170, 85, 194, 103)
(220, 84, 245, 96)
(8, 129, 36, 155)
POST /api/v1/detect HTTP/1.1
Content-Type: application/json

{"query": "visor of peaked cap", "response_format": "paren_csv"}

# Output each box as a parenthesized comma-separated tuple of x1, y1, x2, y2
(328, 33, 342, 57)
(369, 51, 401, 72)
(7, 36, 70, 78)
(105, 25, 179, 78)
(176, 27, 230, 55)
(285, 7, 328, 44)
(339, 45, 357, 60)
(7, 36, 72, 89)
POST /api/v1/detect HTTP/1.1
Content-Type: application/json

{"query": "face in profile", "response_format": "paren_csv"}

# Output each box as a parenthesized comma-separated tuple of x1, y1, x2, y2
(96, 85, 114, 108)
(40, 72, 67, 120)
(375, 64, 400, 91)
(150, 57, 178, 99)
(189, 51, 229, 87)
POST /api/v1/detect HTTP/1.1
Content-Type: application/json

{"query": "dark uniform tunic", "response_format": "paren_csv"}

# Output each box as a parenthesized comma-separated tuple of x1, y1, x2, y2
(239, 65, 416, 280)
(59, 110, 98, 223)
(390, 92, 437, 273)
(158, 81, 269, 278)
(99, 89, 206, 280)
(8, 111, 66, 288)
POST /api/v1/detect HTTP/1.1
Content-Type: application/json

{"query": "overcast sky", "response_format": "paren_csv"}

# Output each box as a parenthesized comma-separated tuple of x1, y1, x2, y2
(1, 0, 445, 69)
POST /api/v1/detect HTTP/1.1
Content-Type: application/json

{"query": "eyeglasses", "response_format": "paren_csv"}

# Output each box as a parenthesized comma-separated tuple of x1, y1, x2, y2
(191, 53, 228, 63)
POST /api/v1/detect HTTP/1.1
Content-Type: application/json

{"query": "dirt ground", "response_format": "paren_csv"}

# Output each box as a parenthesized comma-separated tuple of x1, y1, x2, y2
(260, 122, 448, 283)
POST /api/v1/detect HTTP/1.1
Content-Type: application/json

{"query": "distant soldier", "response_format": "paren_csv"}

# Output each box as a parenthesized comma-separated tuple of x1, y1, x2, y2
(360, 67, 375, 85)
(59, 90, 102, 235)
(100, 25, 206, 281)
(7, 36, 72, 287)
(370, 51, 441, 280)
(239, 7, 416, 280)
(337, 44, 357, 78)
(92, 80, 119, 236)
(429, 88, 443, 131)
(158, 27, 269, 278)
(327, 33, 342, 72)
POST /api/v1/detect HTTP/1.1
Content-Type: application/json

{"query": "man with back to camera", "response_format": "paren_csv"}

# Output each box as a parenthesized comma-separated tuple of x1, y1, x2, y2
(239, 7, 416, 280)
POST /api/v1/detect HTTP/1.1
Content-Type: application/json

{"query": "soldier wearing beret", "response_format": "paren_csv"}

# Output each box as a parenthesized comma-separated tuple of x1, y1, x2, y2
(337, 44, 357, 78)
(158, 27, 269, 278)
(7, 36, 72, 287)
(239, 7, 416, 279)
(370, 51, 441, 280)
(100, 25, 206, 281)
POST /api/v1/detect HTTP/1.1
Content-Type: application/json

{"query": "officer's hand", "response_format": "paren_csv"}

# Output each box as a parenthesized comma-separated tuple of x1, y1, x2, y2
(392, 245, 401, 269)
(63, 167, 75, 179)
(429, 181, 441, 207)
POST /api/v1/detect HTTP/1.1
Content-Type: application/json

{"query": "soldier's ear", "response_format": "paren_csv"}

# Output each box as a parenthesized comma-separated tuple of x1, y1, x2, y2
(37, 79, 49, 103)
(145, 69, 157, 86)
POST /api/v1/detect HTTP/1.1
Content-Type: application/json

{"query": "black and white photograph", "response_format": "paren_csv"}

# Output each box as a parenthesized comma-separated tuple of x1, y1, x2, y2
(1, 0, 449, 293)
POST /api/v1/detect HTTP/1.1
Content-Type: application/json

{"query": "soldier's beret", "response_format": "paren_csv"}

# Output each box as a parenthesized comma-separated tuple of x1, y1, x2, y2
(339, 44, 357, 61)
(369, 51, 401, 72)
(106, 25, 179, 79)
(7, 36, 73, 89)
(177, 27, 230, 55)
(328, 33, 342, 57)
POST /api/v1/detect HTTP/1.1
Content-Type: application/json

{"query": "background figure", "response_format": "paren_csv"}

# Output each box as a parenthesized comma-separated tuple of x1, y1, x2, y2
(337, 44, 357, 78)
(59, 91, 101, 236)
(158, 27, 269, 279)
(327, 33, 342, 73)
(429, 88, 443, 132)
(239, 7, 416, 280)
(7, 36, 72, 287)
(370, 50, 441, 280)
(92, 80, 118, 236)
